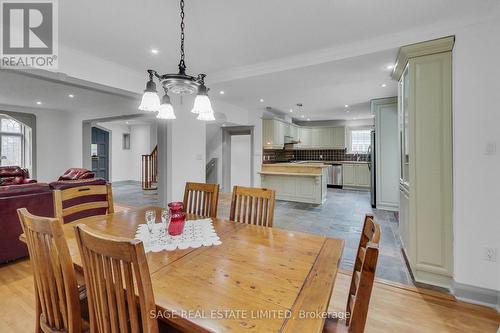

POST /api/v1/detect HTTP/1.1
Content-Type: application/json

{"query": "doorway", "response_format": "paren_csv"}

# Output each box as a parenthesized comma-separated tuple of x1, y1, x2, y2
(230, 134, 252, 188)
(221, 126, 254, 192)
(91, 127, 109, 180)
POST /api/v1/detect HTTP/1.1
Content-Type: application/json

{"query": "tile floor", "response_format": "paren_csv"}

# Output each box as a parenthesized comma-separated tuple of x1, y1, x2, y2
(112, 181, 413, 285)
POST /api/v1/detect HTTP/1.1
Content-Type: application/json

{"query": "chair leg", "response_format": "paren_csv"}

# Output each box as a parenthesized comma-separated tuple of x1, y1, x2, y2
(35, 297, 42, 333)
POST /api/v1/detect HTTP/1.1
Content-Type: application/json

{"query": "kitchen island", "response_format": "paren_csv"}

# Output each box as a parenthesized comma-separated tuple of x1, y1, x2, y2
(259, 163, 328, 204)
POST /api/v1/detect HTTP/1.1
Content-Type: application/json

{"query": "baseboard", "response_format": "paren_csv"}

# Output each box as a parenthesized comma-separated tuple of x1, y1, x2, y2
(111, 180, 142, 185)
(375, 203, 398, 211)
(452, 281, 500, 312)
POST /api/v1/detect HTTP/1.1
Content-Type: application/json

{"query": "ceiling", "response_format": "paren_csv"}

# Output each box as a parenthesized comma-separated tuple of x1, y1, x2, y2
(59, 0, 496, 76)
(211, 49, 398, 120)
(1, 1, 498, 120)
(0, 71, 139, 117)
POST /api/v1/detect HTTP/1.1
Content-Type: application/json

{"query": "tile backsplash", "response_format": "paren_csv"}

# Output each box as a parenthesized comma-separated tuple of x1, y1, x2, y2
(263, 149, 370, 163)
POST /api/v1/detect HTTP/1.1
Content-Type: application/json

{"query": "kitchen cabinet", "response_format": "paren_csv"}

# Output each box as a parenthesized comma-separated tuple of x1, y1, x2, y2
(342, 163, 370, 189)
(355, 164, 370, 187)
(343, 164, 355, 186)
(332, 127, 345, 149)
(262, 119, 286, 149)
(372, 97, 399, 211)
(262, 119, 345, 150)
(393, 36, 453, 288)
(297, 127, 312, 148)
(289, 124, 298, 141)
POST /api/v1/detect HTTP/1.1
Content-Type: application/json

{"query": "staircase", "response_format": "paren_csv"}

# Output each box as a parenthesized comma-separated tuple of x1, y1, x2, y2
(206, 157, 218, 184)
(141, 145, 158, 191)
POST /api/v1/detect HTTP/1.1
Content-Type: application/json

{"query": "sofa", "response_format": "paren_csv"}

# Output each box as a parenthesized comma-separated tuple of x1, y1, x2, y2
(0, 183, 53, 263)
(58, 168, 95, 181)
(0, 176, 108, 263)
(0, 166, 37, 186)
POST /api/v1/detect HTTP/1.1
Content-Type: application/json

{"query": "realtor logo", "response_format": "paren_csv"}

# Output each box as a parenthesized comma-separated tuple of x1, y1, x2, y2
(0, 0, 58, 68)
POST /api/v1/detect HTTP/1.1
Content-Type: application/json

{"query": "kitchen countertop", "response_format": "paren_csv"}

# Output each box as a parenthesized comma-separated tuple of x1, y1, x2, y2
(258, 171, 321, 177)
(291, 160, 370, 164)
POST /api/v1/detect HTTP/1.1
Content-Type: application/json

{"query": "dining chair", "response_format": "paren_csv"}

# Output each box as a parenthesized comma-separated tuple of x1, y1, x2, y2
(53, 183, 114, 224)
(17, 208, 88, 333)
(229, 185, 276, 227)
(74, 224, 159, 333)
(323, 214, 381, 333)
(183, 182, 220, 218)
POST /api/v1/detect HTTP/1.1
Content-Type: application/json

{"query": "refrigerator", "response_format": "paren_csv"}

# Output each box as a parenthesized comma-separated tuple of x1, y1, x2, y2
(369, 130, 376, 208)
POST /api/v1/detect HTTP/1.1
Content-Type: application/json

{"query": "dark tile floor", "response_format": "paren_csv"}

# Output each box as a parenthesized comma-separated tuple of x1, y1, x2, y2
(112, 181, 412, 285)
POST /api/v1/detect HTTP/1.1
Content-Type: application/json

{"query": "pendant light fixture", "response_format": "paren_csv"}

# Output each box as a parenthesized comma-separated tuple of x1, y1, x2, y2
(138, 0, 215, 121)
(156, 89, 176, 119)
(138, 70, 161, 112)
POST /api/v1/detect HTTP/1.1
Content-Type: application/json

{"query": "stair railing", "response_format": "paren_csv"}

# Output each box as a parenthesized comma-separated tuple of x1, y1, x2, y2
(141, 145, 158, 190)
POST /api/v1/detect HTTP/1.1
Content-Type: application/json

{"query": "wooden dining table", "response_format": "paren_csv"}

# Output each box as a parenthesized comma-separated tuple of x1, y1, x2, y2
(21, 205, 344, 333)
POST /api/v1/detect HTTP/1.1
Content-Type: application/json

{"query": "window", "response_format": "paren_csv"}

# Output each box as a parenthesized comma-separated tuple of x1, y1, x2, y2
(0, 114, 32, 170)
(348, 128, 371, 153)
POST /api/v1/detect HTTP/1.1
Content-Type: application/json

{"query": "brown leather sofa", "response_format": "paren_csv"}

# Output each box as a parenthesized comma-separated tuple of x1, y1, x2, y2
(58, 168, 95, 181)
(0, 166, 37, 186)
(0, 176, 108, 263)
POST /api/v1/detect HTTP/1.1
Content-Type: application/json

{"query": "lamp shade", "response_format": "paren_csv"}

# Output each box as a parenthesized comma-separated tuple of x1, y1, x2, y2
(157, 103, 176, 119)
(196, 109, 215, 121)
(191, 94, 213, 114)
(139, 91, 160, 111)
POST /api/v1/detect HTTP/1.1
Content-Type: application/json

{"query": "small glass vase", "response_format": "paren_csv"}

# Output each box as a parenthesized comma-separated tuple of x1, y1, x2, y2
(167, 202, 186, 236)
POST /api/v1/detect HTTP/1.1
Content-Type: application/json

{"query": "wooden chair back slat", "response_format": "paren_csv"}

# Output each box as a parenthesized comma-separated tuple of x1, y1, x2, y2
(17, 208, 82, 333)
(229, 186, 275, 227)
(183, 182, 220, 218)
(54, 183, 114, 223)
(74, 224, 159, 333)
(345, 214, 381, 333)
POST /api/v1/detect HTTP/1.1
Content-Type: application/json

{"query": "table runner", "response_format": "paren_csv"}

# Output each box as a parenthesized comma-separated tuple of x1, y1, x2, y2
(134, 218, 222, 252)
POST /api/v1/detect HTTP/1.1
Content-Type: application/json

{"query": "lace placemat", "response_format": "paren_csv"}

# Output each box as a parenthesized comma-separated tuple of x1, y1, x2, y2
(134, 218, 222, 253)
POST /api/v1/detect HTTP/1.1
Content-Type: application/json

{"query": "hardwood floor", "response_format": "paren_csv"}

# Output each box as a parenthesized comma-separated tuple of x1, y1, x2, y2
(1, 260, 498, 333)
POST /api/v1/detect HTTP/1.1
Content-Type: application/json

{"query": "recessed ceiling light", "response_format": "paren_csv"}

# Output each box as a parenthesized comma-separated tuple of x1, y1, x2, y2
(289, 109, 293, 113)
(307, 118, 311, 121)
(344, 104, 349, 108)
(301, 115, 305, 118)
(151, 48, 159, 55)
(222, 123, 226, 127)
(219, 90, 225, 95)
(68, 94, 74, 98)
(259, 98, 264, 102)
(36, 101, 42, 105)
(381, 83, 387, 88)
(126, 121, 129, 124)
(346, 110, 350, 113)
(386, 64, 395, 70)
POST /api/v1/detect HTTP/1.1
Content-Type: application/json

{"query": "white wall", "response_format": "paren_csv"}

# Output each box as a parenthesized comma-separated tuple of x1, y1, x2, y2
(230, 135, 252, 188)
(206, 123, 223, 185)
(205, 100, 253, 190)
(130, 124, 152, 181)
(99, 122, 152, 182)
(0, 104, 82, 182)
(452, 17, 500, 292)
(159, 95, 207, 203)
